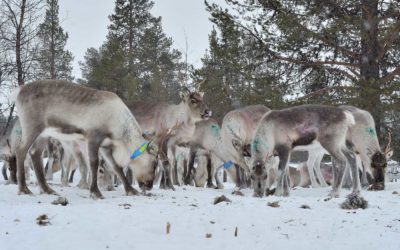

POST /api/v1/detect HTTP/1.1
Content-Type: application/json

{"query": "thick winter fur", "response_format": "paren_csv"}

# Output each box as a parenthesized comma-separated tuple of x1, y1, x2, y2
(15, 80, 157, 199)
(250, 104, 357, 197)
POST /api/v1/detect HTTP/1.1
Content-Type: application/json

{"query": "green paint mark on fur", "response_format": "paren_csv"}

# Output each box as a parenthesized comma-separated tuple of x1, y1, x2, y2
(252, 137, 268, 153)
(176, 154, 181, 162)
(366, 127, 376, 137)
(210, 124, 220, 137)
(15, 127, 22, 135)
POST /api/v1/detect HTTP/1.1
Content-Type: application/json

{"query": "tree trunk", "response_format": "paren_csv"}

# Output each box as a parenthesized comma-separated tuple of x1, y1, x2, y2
(16, 0, 27, 86)
(50, 0, 56, 79)
(360, 0, 381, 137)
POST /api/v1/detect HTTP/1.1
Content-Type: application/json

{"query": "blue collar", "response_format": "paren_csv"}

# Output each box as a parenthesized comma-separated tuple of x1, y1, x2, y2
(223, 160, 233, 170)
(130, 141, 150, 159)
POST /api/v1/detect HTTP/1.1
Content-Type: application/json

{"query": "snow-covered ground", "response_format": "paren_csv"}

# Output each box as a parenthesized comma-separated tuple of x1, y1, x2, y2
(1, 170, 399, 250)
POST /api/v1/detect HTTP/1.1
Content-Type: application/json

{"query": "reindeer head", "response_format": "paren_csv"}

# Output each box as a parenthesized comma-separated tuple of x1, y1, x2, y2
(180, 83, 212, 122)
(369, 132, 393, 191)
(135, 123, 182, 191)
(129, 139, 159, 191)
(250, 160, 269, 197)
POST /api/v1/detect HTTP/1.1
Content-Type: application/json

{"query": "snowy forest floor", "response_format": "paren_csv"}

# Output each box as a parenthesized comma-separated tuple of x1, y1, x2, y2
(1, 169, 399, 250)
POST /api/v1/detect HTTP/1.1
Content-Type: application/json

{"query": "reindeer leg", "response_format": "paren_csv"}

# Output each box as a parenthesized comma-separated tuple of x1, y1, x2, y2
(314, 152, 328, 187)
(100, 148, 138, 196)
(61, 155, 72, 187)
(183, 149, 196, 185)
(126, 168, 133, 187)
(45, 141, 54, 181)
(8, 156, 17, 184)
(342, 164, 352, 189)
(75, 151, 89, 189)
(275, 146, 290, 197)
(69, 169, 76, 183)
(215, 165, 224, 189)
(206, 155, 216, 188)
(343, 149, 360, 195)
(16, 127, 44, 195)
(307, 151, 319, 188)
(29, 137, 57, 195)
(160, 161, 175, 190)
(327, 151, 347, 198)
(87, 135, 105, 199)
(234, 164, 242, 189)
(2, 163, 8, 181)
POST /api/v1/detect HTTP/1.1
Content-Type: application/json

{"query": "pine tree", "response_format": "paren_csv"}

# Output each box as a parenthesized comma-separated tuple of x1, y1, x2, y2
(206, 0, 400, 140)
(35, 0, 73, 80)
(80, 0, 182, 103)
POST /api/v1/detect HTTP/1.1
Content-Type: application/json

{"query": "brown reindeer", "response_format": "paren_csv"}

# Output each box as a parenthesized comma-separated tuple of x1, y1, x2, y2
(250, 105, 356, 198)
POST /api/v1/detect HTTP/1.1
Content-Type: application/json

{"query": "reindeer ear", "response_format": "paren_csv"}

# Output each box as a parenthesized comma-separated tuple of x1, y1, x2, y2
(179, 88, 191, 101)
(386, 149, 393, 160)
(232, 139, 242, 151)
(198, 92, 204, 98)
(146, 141, 158, 156)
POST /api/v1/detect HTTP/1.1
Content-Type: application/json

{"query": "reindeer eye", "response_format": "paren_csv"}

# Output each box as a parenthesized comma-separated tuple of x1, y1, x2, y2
(190, 99, 197, 104)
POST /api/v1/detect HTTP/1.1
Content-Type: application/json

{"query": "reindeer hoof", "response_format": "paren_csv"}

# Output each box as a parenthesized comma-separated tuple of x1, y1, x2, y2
(328, 190, 340, 198)
(41, 187, 58, 195)
(207, 183, 217, 189)
(216, 184, 224, 189)
(5, 180, 17, 185)
(274, 188, 284, 197)
(125, 187, 139, 196)
(18, 186, 33, 195)
(159, 184, 175, 191)
(77, 181, 89, 190)
(90, 191, 104, 200)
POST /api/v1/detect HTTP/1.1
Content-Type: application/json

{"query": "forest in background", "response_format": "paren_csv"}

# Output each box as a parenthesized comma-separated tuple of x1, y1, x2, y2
(0, 0, 399, 160)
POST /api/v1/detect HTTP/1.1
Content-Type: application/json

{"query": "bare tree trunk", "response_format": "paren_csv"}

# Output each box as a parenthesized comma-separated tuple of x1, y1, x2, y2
(360, 0, 381, 137)
(50, 0, 55, 79)
(15, 0, 27, 86)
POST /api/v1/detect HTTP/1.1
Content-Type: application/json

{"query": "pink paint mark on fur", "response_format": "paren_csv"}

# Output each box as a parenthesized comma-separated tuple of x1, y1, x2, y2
(294, 121, 318, 136)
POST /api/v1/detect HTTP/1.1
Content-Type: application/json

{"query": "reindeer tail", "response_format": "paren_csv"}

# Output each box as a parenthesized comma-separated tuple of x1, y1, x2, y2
(343, 111, 355, 127)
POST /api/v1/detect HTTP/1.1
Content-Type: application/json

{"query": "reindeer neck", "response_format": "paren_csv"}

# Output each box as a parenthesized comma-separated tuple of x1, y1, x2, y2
(172, 101, 193, 125)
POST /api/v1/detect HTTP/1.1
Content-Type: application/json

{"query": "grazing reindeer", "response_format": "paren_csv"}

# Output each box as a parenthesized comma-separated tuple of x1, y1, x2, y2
(339, 105, 393, 190)
(0, 118, 32, 184)
(250, 105, 356, 197)
(127, 86, 211, 189)
(14, 80, 158, 199)
(186, 105, 270, 188)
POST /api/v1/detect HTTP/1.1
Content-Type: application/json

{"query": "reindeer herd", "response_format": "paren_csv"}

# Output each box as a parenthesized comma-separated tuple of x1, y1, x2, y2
(0, 80, 394, 202)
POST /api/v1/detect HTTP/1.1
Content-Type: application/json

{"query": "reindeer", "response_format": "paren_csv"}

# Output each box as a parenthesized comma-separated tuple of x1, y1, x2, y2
(250, 104, 357, 197)
(291, 106, 392, 191)
(0, 118, 32, 184)
(14, 80, 158, 199)
(339, 105, 393, 190)
(187, 105, 270, 188)
(127, 85, 211, 189)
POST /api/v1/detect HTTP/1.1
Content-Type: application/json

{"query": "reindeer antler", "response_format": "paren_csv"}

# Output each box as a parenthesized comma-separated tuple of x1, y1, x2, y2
(197, 79, 206, 90)
(157, 122, 184, 160)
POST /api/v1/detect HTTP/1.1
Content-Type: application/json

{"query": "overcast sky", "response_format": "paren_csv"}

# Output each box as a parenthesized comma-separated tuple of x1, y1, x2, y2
(58, 0, 224, 79)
